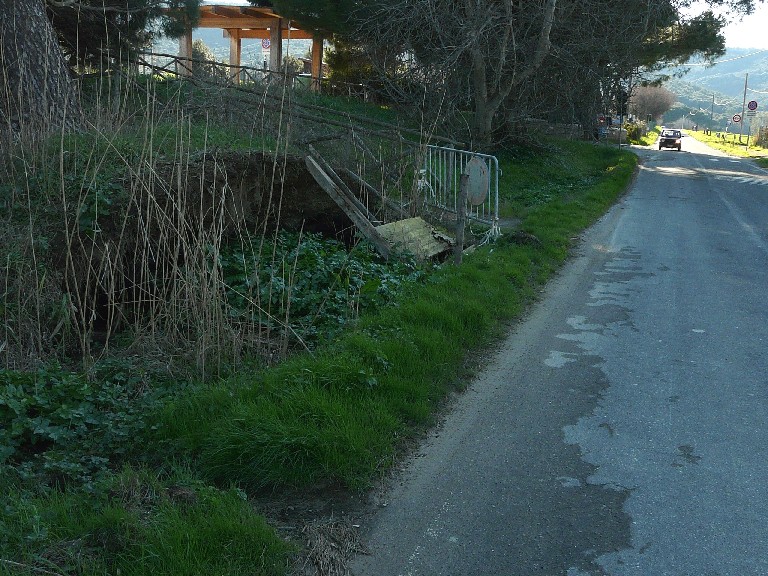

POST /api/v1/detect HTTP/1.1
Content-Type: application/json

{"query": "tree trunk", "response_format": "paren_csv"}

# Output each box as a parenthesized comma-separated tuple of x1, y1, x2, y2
(469, 0, 558, 149)
(0, 0, 82, 138)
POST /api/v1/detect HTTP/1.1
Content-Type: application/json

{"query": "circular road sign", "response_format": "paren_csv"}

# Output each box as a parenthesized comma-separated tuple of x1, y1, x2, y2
(463, 156, 489, 206)
(748, 100, 758, 111)
(261, 38, 271, 50)
(733, 114, 742, 123)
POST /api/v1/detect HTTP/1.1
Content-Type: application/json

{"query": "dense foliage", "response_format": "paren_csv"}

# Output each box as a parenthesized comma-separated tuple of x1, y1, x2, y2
(219, 232, 425, 346)
(47, 0, 202, 68)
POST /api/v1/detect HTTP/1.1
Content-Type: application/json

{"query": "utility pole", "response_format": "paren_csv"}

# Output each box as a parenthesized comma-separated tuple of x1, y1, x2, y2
(711, 94, 714, 128)
(740, 73, 748, 142)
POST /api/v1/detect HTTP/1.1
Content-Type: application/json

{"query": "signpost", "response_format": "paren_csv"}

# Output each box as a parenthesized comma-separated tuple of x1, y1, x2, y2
(261, 38, 270, 71)
(744, 100, 758, 148)
(739, 73, 748, 142)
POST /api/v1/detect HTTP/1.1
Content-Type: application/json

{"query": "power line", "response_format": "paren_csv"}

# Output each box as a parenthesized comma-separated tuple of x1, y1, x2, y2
(682, 49, 767, 66)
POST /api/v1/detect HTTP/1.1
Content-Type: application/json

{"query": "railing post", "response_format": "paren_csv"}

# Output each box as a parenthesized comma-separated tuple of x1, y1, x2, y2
(455, 174, 468, 265)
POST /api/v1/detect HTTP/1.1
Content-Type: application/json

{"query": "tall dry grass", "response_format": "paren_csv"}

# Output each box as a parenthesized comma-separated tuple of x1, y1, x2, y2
(1, 70, 299, 376)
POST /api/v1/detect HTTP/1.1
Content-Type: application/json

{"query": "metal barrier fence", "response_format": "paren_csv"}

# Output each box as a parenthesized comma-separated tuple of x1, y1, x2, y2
(419, 145, 500, 237)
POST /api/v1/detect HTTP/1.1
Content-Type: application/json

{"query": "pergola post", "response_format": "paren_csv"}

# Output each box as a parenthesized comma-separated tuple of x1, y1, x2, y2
(227, 29, 242, 83)
(311, 34, 323, 92)
(178, 23, 193, 77)
(269, 20, 282, 72)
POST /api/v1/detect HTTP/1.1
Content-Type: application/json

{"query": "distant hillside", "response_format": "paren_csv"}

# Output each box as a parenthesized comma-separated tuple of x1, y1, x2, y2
(661, 48, 768, 130)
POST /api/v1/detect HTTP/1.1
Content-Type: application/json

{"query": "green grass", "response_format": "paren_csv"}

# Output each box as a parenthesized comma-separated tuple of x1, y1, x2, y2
(634, 127, 659, 147)
(684, 127, 768, 158)
(497, 139, 630, 218)
(0, 466, 292, 576)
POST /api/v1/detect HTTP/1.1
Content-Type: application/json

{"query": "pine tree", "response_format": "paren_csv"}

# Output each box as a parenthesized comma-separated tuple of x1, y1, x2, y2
(1, 0, 82, 135)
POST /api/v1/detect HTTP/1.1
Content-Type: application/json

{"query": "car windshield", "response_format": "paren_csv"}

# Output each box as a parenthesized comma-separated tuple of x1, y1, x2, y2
(662, 130, 681, 138)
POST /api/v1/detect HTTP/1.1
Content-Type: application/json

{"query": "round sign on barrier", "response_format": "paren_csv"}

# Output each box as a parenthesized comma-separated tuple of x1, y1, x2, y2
(748, 100, 758, 111)
(733, 114, 742, 123)
(463, 156, 489, 206)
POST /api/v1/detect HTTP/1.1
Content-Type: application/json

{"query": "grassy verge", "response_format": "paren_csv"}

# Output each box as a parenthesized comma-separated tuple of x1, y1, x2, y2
(634, 127, 659, 147)
(1, 129, 637, 574)
(1, 466, 293, 576)
(684, 127, 768, 158)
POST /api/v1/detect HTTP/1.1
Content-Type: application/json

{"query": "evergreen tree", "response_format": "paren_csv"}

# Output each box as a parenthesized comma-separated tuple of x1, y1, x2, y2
(47, 0, 201, 68)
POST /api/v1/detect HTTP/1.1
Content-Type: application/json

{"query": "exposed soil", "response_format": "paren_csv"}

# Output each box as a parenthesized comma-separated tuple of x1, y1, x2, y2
(253, 485, 375, 576)
(151, 150, 355, 237)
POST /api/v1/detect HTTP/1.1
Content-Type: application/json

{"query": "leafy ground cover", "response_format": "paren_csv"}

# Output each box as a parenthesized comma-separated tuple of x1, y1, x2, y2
(1, 85, 637, 574)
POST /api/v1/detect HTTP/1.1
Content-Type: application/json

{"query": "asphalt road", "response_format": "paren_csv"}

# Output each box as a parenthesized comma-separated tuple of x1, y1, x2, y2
(350, 135, 768, 576)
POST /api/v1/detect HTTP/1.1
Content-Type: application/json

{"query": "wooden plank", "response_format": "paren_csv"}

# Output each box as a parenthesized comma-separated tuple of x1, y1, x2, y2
(305, 156, 392, 259)
(234, 29, 314, 40)
(343, 169, 407, 220)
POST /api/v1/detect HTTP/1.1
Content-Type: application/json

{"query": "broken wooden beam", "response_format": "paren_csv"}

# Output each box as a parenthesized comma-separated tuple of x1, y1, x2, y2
(305, 155, 392, 259)
(308, 145, 381, 224)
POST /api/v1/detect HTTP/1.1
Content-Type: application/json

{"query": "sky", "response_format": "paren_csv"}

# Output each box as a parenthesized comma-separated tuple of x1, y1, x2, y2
(715, 2, 768, 49)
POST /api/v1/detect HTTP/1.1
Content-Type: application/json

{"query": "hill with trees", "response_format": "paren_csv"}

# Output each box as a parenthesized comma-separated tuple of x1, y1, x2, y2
(662, 48, 768, 130)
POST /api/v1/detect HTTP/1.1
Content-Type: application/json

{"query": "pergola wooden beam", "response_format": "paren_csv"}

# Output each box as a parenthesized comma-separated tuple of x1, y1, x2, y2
(197, 17, 282, 29)
(269, 20, 282, 72)
(203, 5, 276, 18)
(227, 29, 314, 40)
(178, 30, 193, 76)
(311, 34, 323, 91)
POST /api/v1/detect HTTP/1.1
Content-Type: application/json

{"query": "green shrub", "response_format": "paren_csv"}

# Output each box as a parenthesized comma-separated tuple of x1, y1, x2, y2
(624, 121, 643, 143)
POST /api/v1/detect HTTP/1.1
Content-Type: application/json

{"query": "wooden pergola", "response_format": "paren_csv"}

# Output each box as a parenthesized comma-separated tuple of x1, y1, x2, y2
(177, 4, 324, 90)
